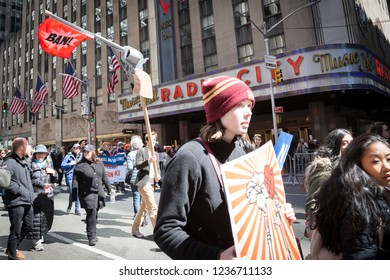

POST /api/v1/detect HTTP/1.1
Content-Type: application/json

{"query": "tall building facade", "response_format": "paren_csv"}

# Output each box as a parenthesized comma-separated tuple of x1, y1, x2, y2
(1, 0, 389, 150)
(0, 0, 23, 43)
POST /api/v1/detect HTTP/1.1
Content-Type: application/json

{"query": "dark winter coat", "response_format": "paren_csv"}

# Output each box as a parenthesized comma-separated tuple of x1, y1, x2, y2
(1, 153, 35, 207)
(27, 159, 56, 240)
(154, 138, 245, 259)
(72, 158, 111, 210)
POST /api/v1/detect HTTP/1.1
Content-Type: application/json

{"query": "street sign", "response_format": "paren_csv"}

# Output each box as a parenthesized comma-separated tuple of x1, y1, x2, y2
(122, 129, 134, 134)
(264, 55, 277, 69)
(274, 106, 284, 113)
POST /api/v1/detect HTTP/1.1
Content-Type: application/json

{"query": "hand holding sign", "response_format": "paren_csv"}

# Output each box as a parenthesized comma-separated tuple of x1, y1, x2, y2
(132, 69, 159, 179)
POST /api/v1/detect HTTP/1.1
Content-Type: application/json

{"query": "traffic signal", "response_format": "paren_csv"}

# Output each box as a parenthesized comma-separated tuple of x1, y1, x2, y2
(274, 68, 283, 84)
(2, 102, 7, 113)
(90, 111, 95, 122)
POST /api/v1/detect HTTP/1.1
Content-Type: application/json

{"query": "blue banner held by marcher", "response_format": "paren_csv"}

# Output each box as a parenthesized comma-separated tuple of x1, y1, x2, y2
(274, 132, 293, 170)
(99, 154, 126, 184)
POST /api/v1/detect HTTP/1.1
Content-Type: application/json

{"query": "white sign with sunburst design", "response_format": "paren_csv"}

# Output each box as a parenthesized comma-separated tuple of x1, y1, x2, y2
(220, 140, 301, 260)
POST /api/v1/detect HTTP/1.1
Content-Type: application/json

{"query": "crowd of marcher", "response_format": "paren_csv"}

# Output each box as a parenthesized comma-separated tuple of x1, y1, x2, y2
(0, 75, 389, 260)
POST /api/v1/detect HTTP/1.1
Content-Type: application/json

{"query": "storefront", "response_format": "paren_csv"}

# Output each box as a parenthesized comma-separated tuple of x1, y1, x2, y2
(117, 43, 390, 146)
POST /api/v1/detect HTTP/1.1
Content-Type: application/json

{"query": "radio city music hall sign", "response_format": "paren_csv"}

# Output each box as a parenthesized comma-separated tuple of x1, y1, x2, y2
(119, 44, 390, 113)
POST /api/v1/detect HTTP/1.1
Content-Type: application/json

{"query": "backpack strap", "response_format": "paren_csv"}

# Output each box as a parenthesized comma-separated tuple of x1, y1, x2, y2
(197, 137, 224, 192)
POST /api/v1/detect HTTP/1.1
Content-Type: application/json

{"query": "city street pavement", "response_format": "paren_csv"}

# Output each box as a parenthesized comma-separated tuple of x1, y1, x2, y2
(0, 179, 310, 260)
(0, 185, 170, 260)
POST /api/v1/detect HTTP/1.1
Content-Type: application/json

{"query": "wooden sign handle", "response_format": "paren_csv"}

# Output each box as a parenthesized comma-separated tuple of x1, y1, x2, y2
(141, 97, 159, 179)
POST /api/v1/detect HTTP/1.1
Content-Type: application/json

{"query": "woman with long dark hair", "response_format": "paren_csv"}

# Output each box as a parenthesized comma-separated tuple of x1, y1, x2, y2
(313, 133, 390, 259)
(304, 128, 353, 235)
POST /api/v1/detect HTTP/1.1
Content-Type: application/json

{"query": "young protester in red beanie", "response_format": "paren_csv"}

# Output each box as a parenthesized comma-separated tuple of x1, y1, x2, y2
(154, 76, 296, 260)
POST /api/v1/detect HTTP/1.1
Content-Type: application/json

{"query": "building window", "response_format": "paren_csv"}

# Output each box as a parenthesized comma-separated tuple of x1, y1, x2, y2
(120, 1, 127, 19)
(95, 59, 102, 105)
(139, 0, 150, 73)
(106, 0, 114, 27)
(233, 0, 254, 62)
(107, 0, 113, 15)
(178, 0, 193, 75)
(95, 8, 101, 33)
(262, 0, 285, 54)
(81, 15, 87, 29)
(268, 34, 285, 55)
(120, 0, 126, 8)
(263, 0, 280, 18)
(107, 25, 114, 41)
(64, 4, 68, 19)
(237, 44, 254, 62)
(199, 0, 217, 71)
(82, 65, 87, 84)
(63, 98, 68, 114)
(120, 19, 128, 38)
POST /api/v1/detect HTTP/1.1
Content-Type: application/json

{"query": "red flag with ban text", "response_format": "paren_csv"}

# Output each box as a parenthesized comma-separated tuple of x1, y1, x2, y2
(38, 17, 93, 58)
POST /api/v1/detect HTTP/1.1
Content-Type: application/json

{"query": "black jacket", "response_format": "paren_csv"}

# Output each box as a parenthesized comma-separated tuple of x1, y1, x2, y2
(1, 153, 35, 207)
(340, 194, 390, 259)
(154, 139, 245, 259)
(72, 159, 111, 210)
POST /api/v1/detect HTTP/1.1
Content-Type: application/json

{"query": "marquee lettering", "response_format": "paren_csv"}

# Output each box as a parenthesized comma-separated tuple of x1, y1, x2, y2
(160, 88, 170, 102)
(359, 52, 374, 72)
(287, 56, 304, 75)
(255, 66, 262, 83)
(237, 69, 250, 84)
(173, 85, 184, 99)
(120, 96, 140, 110)
(187, 82, 197, 97)
(313, 52, 359, 73)
(159, 0, 170, 15)
(375, 59, 390, 82)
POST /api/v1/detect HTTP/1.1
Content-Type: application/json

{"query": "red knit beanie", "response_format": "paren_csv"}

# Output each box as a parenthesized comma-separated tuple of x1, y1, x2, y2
(201, 76, 255, 124)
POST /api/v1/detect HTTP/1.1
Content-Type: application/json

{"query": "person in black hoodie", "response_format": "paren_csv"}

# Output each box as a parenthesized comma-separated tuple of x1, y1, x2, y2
(72, 144, 113, 246)
(2, 138, 35, 260)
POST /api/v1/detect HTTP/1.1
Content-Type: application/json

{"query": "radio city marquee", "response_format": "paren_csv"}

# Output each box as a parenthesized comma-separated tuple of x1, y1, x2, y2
(118, 43, 390, 122)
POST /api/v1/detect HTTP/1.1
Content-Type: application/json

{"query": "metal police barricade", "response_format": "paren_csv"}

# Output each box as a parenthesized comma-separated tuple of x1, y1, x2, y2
(283, 152, 314, 185)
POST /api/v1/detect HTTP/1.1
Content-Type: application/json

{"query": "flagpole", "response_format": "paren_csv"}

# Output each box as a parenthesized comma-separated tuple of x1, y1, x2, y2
(43, 9, 157, 177)
(43, 10, 143, 63)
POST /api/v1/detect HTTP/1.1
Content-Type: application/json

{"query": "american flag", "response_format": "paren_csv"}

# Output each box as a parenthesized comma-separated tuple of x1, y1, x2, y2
(8, 88, 27, 114)
(107, 47, 120, 94)
(63, 62, 80, 99)
(31, 76, 48, 113)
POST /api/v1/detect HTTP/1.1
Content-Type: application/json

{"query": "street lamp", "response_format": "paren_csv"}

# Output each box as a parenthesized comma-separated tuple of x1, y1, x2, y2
(235, 0, 321, 142)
